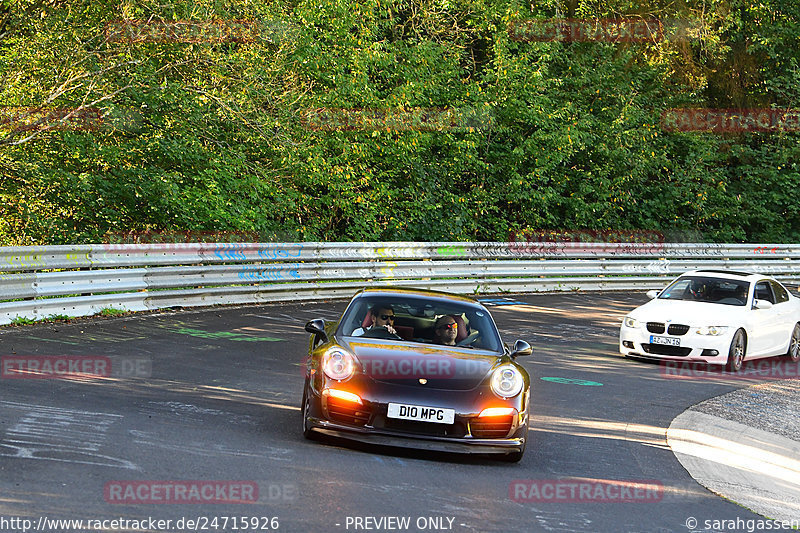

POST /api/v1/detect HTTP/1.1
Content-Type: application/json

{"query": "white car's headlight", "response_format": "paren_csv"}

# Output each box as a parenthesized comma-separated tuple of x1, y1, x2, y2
(695, 326, 728, 336)
(623, 317, 639, 328)
(491, 365, 524, 399)
(322, 347, 356, 381)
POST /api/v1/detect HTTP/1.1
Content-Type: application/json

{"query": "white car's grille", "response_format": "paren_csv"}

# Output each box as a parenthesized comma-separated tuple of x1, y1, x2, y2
(646, 322, 690, 336)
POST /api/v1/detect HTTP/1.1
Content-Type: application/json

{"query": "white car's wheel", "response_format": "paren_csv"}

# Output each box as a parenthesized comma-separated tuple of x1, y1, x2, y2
(726, 329, 746, 372)
(787, 323, 800, 363)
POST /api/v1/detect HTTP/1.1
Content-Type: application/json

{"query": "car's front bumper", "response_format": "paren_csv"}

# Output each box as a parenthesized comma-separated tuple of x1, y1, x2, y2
(306, 416, 526, 454)
(304, 383, 528, 455)
(619, 325, 733, 365)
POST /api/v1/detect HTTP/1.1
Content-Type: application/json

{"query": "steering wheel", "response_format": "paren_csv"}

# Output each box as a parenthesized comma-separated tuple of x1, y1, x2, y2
(362, 326, 403, 340)
(456, 330, 480, 347)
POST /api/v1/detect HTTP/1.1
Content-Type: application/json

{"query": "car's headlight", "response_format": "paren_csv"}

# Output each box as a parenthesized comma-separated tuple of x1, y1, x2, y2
(695, 326, 728, 336)
(322, 347, 356, 381)
(490, 365, 524, 399)
(623, 317, 639, 328)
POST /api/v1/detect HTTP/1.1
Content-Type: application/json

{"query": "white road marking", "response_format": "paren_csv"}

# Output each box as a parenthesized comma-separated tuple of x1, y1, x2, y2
(0, 400, 137, 469)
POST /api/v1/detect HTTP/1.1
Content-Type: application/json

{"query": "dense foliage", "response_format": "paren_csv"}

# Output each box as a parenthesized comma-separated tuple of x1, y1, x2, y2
(1, 0, 798, 245)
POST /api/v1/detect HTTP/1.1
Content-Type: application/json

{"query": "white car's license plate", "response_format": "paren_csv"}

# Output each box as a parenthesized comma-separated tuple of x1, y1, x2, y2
(650, 335, 680, 346)
(387, 403, 455, 424)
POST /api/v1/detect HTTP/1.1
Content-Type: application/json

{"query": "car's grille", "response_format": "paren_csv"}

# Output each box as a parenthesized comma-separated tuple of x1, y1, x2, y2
(326, 397, 370, 426)
(641, 344, 692, 357)
(667, 324, 690, 336)
(378, 416, 466, 438)
(647, 322, 690, 336)
(470, 415, 514, 439)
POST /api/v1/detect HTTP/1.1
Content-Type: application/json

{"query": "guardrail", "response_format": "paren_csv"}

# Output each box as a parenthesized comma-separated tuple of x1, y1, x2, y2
(1, 242, 798, 325)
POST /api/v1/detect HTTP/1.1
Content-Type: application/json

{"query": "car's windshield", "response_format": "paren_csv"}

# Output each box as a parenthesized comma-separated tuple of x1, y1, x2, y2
(658, 276, 750, 306)
(338, 295, 503, 352)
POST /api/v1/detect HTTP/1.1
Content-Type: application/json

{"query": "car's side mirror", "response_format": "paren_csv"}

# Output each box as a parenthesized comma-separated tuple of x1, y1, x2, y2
(510, 340, 532, 358)
(305, 319, 328, 344)
(646, 289, 661, 299)
(753, 299, 773, 310)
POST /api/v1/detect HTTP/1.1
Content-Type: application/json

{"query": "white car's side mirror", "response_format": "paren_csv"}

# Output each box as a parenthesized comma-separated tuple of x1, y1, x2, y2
(646, 289, 660, 299)
(753, 299, 773, 310)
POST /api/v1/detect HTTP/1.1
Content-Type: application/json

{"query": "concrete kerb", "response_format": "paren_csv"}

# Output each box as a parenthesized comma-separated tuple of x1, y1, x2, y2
(667, 379, 800, 522)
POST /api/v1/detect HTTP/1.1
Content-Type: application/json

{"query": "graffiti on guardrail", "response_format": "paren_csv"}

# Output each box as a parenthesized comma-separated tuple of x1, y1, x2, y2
(2, 254, 46, 270)
(213, 243, 250, 262)
(748, 265, 782, 274)
(753, 246, 779, 254)
(257, 243, 304, 260)
(238, 264, 301, 281)
(436, 245, 467, 257)
(622, 260, 672, 274)
(379, 261, 398, 278)
(102, 232, 305, 262)
(65, 252, 91, 265)
(508, 229, 665, 256)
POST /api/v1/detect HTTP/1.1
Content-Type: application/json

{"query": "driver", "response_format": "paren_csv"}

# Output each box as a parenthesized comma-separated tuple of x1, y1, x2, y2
(690, 281, 709, 300)
(352, 305, 397, 336)
(433, 315, 458, 345)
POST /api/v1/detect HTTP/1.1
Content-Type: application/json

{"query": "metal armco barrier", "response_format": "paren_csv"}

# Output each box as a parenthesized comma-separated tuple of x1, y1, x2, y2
(0, 242, 798, 325)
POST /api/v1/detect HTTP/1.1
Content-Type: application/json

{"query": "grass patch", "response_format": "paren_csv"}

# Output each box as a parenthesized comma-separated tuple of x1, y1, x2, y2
(99, 307, 127, 317)
(44, 314, 71, 322)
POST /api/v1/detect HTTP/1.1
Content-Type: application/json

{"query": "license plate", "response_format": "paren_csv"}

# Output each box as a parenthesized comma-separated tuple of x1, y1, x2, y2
(650, 335, 680, 346)
(387, 403, 455, 424)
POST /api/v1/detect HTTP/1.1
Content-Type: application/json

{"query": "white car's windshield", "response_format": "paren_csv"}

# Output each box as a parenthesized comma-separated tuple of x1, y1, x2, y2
(658, 276, 750, 306)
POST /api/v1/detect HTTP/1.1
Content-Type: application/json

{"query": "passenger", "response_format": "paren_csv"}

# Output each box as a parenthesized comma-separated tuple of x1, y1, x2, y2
(433, 315, 458, 346)
(352, 305, 397, 336)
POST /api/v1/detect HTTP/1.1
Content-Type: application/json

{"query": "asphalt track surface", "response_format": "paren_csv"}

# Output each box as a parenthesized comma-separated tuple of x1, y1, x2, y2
(0, 292, 790, 533)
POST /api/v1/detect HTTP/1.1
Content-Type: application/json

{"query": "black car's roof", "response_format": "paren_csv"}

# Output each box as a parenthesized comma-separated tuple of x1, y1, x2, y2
(355, 287, 481, 305)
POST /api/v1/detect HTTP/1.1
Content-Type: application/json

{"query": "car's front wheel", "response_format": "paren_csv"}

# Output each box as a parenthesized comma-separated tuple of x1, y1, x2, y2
(726, 329, 746, 372)
(301, 384, 317, 440)
(787, 323, 800, 363)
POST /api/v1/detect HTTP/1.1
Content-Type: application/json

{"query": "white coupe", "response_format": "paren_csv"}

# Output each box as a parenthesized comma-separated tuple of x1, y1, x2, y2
(620, 270, 800, 372)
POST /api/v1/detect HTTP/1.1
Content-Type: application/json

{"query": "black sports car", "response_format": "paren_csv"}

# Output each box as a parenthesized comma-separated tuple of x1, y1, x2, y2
(301, 288, 532, 462)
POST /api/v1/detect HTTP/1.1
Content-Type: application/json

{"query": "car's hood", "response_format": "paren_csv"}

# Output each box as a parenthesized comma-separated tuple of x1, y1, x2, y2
(630, 299, 745, 325)
(339, 338, 500, 390)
